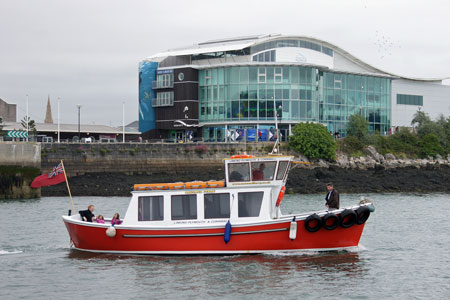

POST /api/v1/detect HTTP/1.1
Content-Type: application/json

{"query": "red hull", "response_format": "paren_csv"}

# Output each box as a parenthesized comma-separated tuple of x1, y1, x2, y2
(64, 219, 365, 254)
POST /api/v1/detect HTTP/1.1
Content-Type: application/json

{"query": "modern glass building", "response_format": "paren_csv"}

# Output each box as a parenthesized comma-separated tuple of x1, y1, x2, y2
(139, 34, 449, 142)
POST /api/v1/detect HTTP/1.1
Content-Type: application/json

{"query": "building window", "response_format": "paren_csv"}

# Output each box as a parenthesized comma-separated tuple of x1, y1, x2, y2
(156, 73, 173, 88)
(274, 67, 283, 83)
(138, 196, 164, 221)
(171, 195, 197, 220)
(204, 193, 230, 219)
(204, 70, 211, 85)
(153, 92, 174, 107)
(258, 67, 266, 83)
(238, 192, 263, 217)
(397, 94, 423, 106)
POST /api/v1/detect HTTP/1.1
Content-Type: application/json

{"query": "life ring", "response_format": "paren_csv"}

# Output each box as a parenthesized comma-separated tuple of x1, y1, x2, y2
(304, 214, 322, 232)
(355, 206, 371, 225)
(230, 155, 254, 159)
(340, 209, 357, 228)
(275, 186, 286, 207)
(322, 213, 339, 230)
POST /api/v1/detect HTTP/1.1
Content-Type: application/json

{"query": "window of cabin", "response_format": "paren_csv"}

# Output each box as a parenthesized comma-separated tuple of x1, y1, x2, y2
(238, 192, 264, 217)
(251, 161, 276, 181)
(138, 196, 164, 221)
(171, 195, 197, 220)
(204, 193, 230, 219)
(228, 163, 250, 182)
(276, 161, 290, 180)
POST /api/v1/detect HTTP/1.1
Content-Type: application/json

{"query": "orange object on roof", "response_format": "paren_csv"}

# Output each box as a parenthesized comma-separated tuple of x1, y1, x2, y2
(134, 183, 169, 191)
(207, 180, 225, 188)
(185, 181, 207, 189)
(168, 182, 185, 190)
(230, 155, 255, 159)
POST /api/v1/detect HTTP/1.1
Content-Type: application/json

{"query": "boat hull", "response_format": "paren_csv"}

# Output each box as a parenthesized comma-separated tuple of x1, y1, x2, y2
(63, 218, 365, 254)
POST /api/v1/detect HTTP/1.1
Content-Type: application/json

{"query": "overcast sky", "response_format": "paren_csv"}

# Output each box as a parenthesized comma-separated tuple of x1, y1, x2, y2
(1, 0, 449, 127)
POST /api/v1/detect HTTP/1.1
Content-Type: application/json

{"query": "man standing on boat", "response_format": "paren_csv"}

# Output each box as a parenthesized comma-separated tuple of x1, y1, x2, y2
(79, 205, 95, 222)
(325, 183, 339, 210)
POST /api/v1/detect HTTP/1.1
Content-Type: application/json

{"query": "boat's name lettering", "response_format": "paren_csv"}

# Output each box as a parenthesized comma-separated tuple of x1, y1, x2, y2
(184, 190, 216, 194)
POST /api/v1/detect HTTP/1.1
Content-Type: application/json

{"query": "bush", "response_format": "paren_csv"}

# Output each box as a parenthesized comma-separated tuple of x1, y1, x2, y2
(289, 122, 336, 160)
(418, 133, 444, 158)
(339, 135, 365, 155)
(347, 114, 369, 142)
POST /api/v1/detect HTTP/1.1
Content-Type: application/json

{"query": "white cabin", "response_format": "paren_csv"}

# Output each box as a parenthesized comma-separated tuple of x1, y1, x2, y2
(122, 155, 294, 227)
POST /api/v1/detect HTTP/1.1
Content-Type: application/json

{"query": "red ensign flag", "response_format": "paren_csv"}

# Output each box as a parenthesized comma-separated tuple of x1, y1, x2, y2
(31, 162, 66, 188)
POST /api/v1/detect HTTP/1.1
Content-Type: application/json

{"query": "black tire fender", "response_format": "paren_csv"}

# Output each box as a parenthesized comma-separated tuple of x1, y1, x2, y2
(304, 214, 322, 232)
(340, 209, 357, 228)
(355, 206, 371, 225)
(322, 213, 339, 230)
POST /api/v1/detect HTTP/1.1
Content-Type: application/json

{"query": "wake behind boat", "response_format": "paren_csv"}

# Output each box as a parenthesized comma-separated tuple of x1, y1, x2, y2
(62, 154, 373, 255)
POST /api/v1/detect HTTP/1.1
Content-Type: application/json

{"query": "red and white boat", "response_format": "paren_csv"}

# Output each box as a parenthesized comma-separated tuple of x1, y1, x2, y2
(63, 154, 373, 255)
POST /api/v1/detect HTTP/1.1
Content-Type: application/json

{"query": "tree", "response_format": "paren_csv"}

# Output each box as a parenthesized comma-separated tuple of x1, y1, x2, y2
(418, 133, 444, 158)
(21, 116, 37, 137)
(411, 110, 446, 148)
(347, 114, 370, 142)
(289, 122, 336, 160)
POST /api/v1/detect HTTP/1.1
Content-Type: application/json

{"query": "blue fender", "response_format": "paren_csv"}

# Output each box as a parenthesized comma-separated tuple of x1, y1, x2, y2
(224, 220, 232, 244)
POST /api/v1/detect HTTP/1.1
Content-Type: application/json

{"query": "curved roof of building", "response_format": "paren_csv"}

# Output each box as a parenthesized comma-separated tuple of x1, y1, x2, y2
(146, 34, 446, 83)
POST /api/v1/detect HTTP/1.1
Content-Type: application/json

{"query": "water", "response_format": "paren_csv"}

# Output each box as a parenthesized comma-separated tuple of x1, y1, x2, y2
(1, 193, 449, 299)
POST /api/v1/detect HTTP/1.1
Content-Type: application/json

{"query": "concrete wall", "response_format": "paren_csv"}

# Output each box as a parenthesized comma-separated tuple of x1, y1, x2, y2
(391, 79, 450, 127)
(41, 142, 282, 177)
(0, 142, 41, 168)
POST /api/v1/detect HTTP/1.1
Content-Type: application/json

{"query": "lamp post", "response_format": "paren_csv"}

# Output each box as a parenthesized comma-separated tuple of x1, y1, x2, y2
(122, 100, 125, 143)
(57, 97, 60, 143)
(76, 104, 81, 142)
(26, 94, 29, 142)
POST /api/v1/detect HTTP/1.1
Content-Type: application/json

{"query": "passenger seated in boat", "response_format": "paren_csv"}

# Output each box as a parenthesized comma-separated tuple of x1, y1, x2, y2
(252, 163, 265, 181)
(111, 213, 122, 225)
(79, 205, 95, 222)
(95, 215, 105, 224)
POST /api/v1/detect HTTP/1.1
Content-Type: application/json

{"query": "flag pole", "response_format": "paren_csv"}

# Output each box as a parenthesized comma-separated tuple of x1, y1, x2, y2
(60, 160, 75, 213)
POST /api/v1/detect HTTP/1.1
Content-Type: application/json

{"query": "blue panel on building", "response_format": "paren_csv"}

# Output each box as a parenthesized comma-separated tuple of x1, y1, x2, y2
(247, 129, 257, 141)
(139, 61, 158, 133)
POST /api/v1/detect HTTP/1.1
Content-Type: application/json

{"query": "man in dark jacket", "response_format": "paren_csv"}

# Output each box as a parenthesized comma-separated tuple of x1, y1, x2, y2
(325, 183, 339, 210)
(79, 204, 95, 222)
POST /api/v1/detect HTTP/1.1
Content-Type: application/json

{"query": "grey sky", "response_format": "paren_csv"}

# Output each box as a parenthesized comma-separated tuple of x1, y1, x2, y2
(1, 0, 449, 126)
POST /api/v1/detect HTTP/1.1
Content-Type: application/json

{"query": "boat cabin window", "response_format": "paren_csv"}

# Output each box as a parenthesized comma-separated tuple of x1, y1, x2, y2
(238, 192, 264, 217)
(228, 163, 250, 182)
(171, 195, 197, 220)
(138, 196, 164, 221)
(276, 161, 290, 180)
(251, 161, 276, 181)
(204, 193, 230, 219)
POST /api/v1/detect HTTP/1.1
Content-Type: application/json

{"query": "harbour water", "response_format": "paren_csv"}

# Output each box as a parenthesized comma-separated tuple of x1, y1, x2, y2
(1, 193, 449, 299)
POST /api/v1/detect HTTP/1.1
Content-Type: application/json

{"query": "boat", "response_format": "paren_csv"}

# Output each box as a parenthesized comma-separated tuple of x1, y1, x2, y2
(62, 154, 373, 255)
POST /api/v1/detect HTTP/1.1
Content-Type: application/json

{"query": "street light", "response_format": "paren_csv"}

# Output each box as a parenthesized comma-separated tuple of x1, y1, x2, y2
(122, 100, 125, 143)
(26, 94, 29, 142)
(76, 104, 82, 142)
(57, 97, 60, 143)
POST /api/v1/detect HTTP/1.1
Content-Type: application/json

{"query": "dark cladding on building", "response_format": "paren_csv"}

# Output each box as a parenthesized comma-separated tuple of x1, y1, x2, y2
(139, 34, 450, 142)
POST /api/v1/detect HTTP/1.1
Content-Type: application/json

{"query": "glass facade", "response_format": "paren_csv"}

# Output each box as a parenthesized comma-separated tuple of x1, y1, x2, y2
(199, 66, 391, 139)
(322, 72, 391, 134)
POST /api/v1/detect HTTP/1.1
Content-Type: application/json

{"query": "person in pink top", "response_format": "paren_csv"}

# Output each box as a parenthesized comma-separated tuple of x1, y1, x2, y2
(95, 215, 105, 224)
(111, 213, 122, 225)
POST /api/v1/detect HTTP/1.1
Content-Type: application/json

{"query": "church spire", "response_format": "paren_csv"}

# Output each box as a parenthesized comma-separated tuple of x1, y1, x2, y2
(45, 95, 54, 124)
